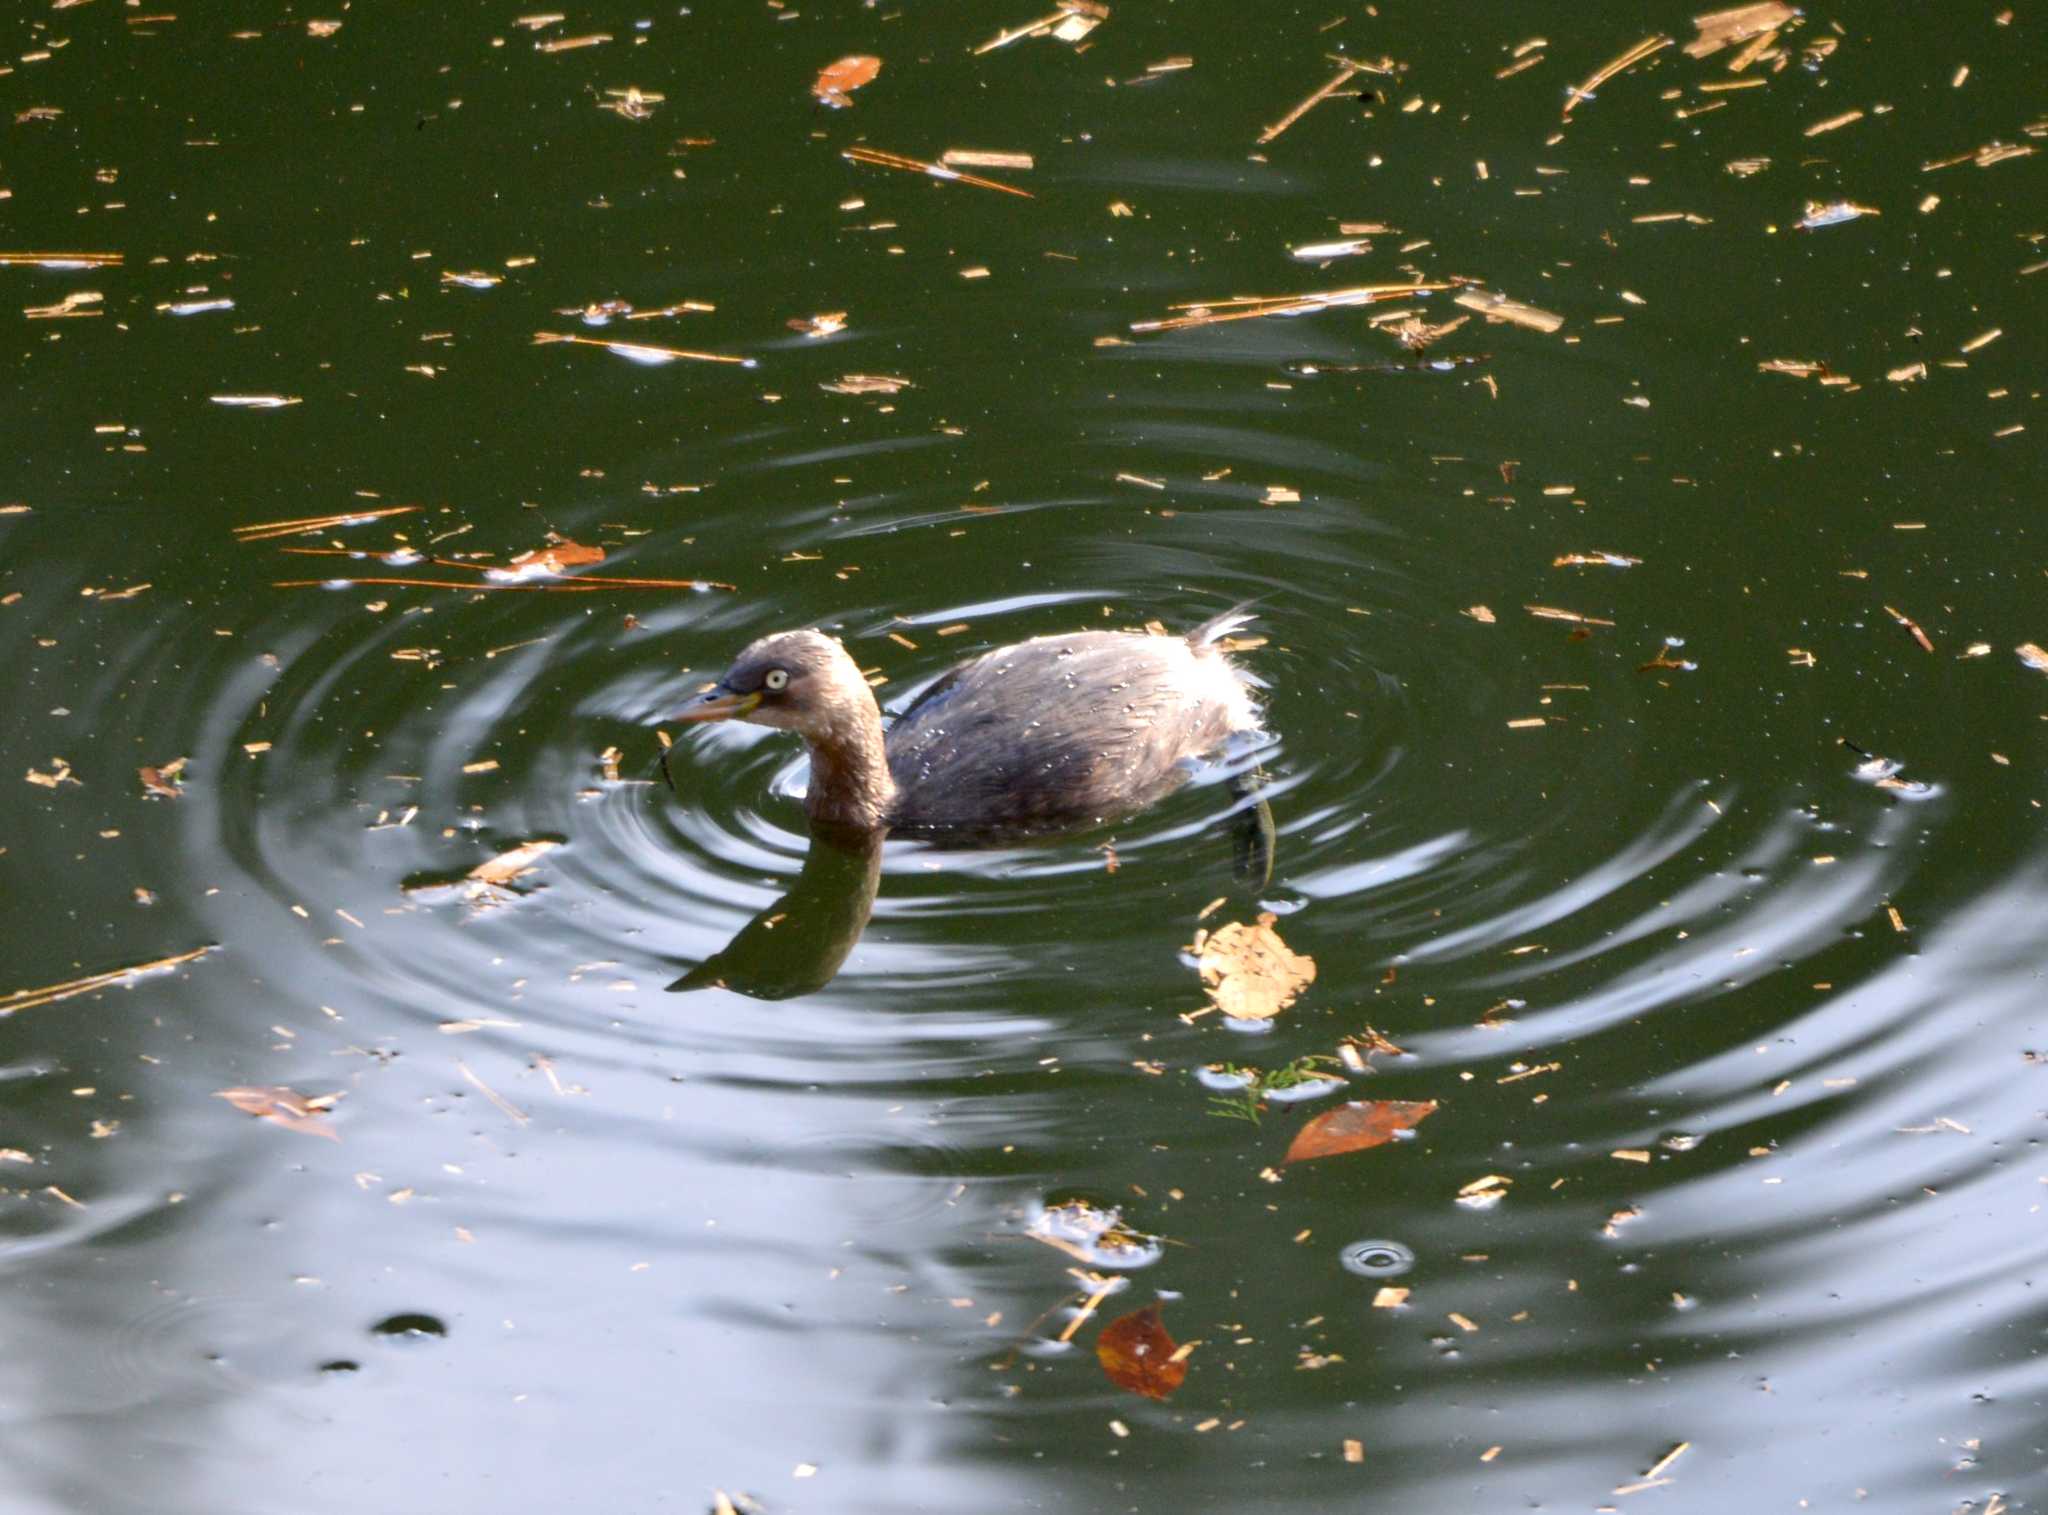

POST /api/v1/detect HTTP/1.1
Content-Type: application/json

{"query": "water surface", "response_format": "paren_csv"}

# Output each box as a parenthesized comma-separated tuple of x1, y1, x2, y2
(2, 3, 2043, 1511)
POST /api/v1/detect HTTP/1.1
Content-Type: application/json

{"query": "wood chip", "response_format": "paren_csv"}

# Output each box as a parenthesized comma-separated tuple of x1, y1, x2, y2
(942, 149, 1035, 170)
(1452, 288, 1564, 333)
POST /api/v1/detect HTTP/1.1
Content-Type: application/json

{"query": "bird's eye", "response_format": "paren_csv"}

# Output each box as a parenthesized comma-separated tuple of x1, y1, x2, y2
(763, 668, 789, 691)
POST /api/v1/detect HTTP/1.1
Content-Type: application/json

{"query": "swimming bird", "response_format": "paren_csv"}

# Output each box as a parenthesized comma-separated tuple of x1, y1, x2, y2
(671, 608, 1265, 841)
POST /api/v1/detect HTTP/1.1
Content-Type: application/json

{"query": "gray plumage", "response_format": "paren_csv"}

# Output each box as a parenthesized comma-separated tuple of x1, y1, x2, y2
(674, 609, 1262, 839)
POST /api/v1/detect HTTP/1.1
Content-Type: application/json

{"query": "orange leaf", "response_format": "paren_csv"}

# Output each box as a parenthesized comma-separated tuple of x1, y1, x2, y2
(214, 1085, 341, 1142)
(1096, 1303, 1187, 1400)
(813, 54, 881, 109)
(502, 540, 605, 579)
(1283, 1098, 1438, 1165)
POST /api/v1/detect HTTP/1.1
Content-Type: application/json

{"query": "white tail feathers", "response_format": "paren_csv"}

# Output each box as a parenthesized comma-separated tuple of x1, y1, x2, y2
(1187, 603, 1259, 650)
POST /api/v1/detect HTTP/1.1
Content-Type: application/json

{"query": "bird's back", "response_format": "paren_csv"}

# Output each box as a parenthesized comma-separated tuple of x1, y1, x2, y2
(882, 626, 1257, 837)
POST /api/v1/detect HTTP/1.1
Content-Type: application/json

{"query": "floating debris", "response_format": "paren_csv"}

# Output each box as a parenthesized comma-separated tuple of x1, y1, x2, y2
(821, 374, 912, 395)
(1290, 237, 1374, 261)
(232, 504, 420, 542)
(974, 1, 1107, 55)
(532, 331, 755, 367)
(467, 839, 558, 887)
(1562, 35, 1671, 118)
(1453, 288, 1565, 333)
(1285, 1099, 1439, 1164)
(1684, 3, 1796, 60)
(597, 86, 663, 121)
(1096, 1304, 1188, 1400)
(1133, 281, 1454, 334)
(0, 251, 122, 268)
(812, 55, 881, 109)
(210, 394, 302, 409)
(1259, 56, 1399, 145)
(941, 149, 1034, 171)
(1188, 913, 1315, 1022)
(26, 291, 101, 319)
(138, 757, 188, 799)
(842, 146, 1034, 198)
(3, 945, 216, 1017)
(215, 1086, 341, 1142)
(1796, 200, 1880, 230)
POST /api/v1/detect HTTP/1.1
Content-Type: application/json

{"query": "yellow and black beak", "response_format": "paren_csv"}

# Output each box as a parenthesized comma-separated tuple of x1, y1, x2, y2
(673, 684, 761, 724)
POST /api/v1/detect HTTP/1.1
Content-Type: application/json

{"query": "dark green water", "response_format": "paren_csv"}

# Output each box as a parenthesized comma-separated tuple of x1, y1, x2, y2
(3, 3, 2044, 1511)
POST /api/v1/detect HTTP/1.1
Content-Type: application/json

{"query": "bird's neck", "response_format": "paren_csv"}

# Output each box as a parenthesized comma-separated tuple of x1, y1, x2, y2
(802, 696, 895, 831)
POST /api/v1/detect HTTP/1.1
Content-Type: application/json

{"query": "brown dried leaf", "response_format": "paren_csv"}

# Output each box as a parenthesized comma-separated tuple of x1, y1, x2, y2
(468, 839, 559, 885)
(1191, 913, 1315, 1020)
(215, 1085, 341, 1142)
(138, 756, 188, 798)
(500, 539, 606, 580)
(813, 54, 881, 109)
(1096, 1303, 1187, 1400)
(1284, 1098, 1439, 1164)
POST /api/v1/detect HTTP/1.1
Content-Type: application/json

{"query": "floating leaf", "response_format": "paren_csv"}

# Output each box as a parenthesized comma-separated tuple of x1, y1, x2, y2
(1284, 1098, 1439, 1164)
(813, 54, 881, 109)
(1190, 913, 1315, 1021)
(215, 1085, 341, 1142)
(138, 756, 188, 799)
(495, 539, 606, 581)
(1096, 1303, 1187, 1400)
(467, 838, 559, 886)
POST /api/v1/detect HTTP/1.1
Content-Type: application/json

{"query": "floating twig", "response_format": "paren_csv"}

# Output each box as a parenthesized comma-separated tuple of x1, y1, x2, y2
(1562, 35, 1671, 117)
(1132, 280, 1455, 334)
(842, 146, 1034, 197)
(458, 1061, 530, 1126)
(232, 504, 422, 542)
(1258, 55, 1396, 145)
(532, 331, 755, 366)
(0, 251, 123, 268)
(3, 945, 216, 1017)
(273, 575, 736, 593)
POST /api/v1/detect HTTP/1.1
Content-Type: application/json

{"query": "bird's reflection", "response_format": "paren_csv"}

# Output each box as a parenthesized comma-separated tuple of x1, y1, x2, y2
(667, 822, 884, 1000)
(667, 777, 1272, 1002)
